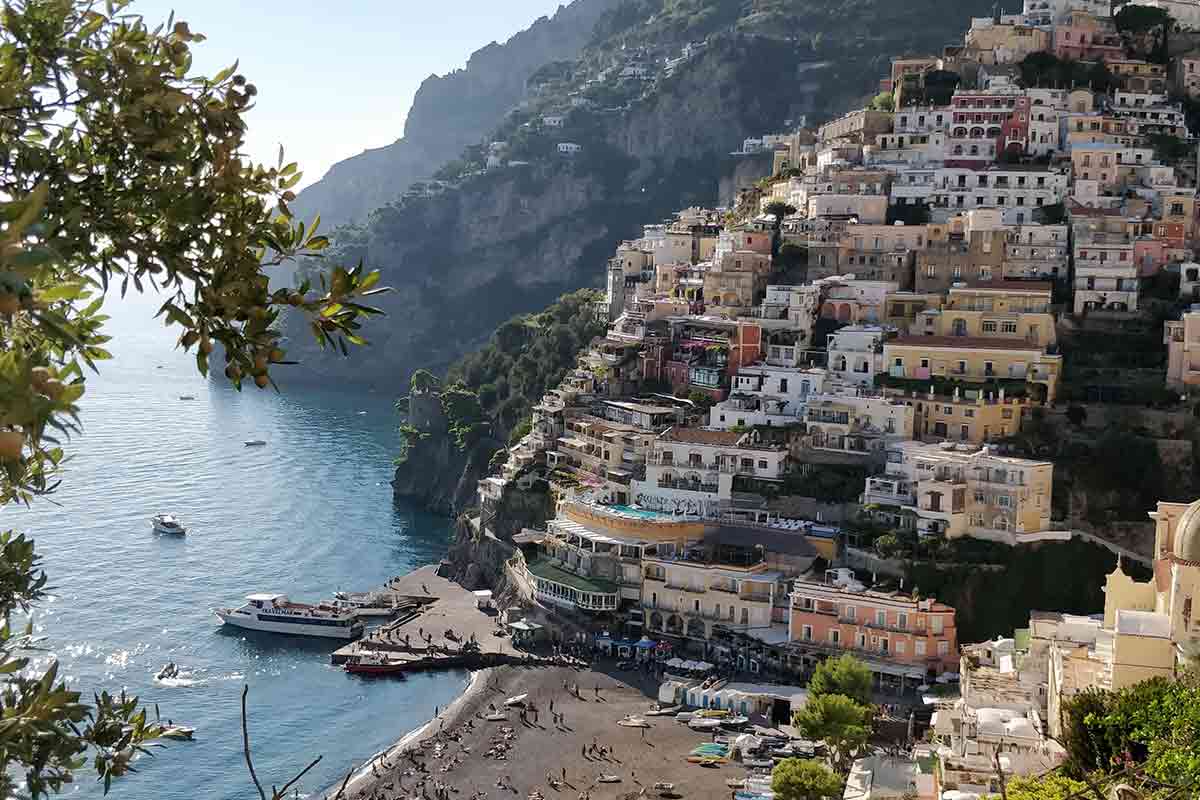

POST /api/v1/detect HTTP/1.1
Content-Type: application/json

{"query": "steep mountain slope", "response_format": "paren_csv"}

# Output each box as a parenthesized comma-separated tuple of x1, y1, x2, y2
(289, 0, 623, 229)
(283, 0, 995, 389)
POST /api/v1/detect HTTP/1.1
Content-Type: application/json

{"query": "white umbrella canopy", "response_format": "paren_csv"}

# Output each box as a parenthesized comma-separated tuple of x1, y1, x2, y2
(665, 657, 686, 668)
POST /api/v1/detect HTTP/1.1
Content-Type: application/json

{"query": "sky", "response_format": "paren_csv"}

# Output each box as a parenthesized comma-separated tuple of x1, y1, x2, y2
(128, 0, 570, 189)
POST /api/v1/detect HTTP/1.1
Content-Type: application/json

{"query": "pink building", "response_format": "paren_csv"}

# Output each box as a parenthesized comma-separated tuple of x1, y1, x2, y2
(1053, 13, 1123, 62)
(788, 569, 959, 683)
(1135, 237, 1168, 277)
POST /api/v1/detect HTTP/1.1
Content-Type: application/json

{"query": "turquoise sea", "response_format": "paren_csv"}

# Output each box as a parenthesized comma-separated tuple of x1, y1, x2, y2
(0, 293, 467, 799)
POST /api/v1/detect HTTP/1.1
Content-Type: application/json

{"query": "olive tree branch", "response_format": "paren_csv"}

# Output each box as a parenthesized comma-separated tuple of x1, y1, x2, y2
(241, 684, 267, 800)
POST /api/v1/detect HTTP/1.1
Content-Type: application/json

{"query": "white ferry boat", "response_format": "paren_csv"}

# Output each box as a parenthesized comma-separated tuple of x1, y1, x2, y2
(215, 594, 364, 639)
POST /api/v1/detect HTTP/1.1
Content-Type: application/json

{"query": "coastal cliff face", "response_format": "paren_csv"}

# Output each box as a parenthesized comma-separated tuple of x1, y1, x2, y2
(289, 0, 623, 230)
(392, 389, 502, 516)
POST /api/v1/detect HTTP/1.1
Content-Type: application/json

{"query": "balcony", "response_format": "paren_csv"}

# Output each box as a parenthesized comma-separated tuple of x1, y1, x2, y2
(658, 479, 719, 493)
(740, 593, 772, 605)
(666, 583, 707, 594)
(644, 573, 665, 583)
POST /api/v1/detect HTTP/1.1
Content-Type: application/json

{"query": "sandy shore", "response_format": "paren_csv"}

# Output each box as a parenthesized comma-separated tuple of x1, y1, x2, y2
(323, 663, 749, 800)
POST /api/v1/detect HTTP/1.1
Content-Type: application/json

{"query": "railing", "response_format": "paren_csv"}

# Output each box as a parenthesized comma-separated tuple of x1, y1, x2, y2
(658, 479, 719, 493)
(644, 573, 665, 583)
(740, 594, 772, 605)
(666, 584, 707, 594)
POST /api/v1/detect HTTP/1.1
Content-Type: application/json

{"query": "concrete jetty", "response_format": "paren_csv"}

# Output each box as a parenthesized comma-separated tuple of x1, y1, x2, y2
(331, 564, 533, 670)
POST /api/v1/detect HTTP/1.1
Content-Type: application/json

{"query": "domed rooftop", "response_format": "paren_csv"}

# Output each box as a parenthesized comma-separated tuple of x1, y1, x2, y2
(1174, 499, 1200, 562)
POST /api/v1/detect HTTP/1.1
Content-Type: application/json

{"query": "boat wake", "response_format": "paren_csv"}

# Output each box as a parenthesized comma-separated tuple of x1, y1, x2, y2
(155, 674, 198, 688)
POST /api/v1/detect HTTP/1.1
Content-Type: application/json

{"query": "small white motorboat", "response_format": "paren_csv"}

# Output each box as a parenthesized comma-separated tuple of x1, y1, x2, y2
(503, 694, 528, 707)
(151, 514, 187, 535)
(485, 713, 508, 721)
(244, 440, 267, 447)
(617, 716, 651, 728)
(720, 715, 750, 729)
(161, 724, 194, 741)
(688, 718, 721, 732)
(597, 775, 621, 783)
(155, 662, 180, 680)
(645, 705, 681, 716)
(179, 395, 197, 401)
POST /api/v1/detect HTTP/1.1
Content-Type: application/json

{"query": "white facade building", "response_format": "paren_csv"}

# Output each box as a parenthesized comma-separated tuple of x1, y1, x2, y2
(826, 325, 889, 388)
(709, 366, 827, 430)
(933, 166, 1069, 225)
(631, 428, 790, 518)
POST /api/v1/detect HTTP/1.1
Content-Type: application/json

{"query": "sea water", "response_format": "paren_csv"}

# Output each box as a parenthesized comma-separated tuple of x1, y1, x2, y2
(0, 293, 467, 799)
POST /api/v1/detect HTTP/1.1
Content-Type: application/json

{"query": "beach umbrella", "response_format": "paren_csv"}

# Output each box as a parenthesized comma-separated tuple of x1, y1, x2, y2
(636, 637, 656, 649)
(666, 657, 685, 668)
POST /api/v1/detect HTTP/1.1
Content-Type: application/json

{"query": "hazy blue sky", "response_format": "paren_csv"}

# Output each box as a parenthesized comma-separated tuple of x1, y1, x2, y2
(129, 1, 568, 188)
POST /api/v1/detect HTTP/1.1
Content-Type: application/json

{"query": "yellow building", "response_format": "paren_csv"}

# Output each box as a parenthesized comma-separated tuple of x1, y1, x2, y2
(893, 390, 1031, 445)
(1046, 497, 1200, 733)
(882, 335, 1062, 404)
(1165, 308, 1200, 389)
(911, 282, 1056, 348)
(864, 441, 1054, 542)
(643, 556, 781, 644)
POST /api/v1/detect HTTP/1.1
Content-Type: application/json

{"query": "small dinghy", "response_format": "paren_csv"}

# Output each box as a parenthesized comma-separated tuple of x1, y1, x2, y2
(244, 440, 267, 447)
(485, 713, 508, 721)
(597, 775, 621, 783)
(155, 662, 179, 680)
(503, 694, 528, 707)
(617, 716, 651, 728)
(688, 718, 721, 731)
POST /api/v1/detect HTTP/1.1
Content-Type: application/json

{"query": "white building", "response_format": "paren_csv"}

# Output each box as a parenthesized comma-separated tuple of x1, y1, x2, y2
(1004, 224, 1069, 280)
(1073, 225, 1138, 314)
(826, 325, 889, 388)
(709, 365, 827, 430)
(631, 427, 790, 518)
(557, 142, 583, 155)
(933, 165, 1069, 225)
(802, 388, 915, 458)
(542, 115, 565, 128)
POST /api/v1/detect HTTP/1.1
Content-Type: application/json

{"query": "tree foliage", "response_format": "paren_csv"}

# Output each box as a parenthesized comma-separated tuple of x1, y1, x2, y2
(771, 758, 842, 800)
(446, 289, 606, 438)
(0, 2, 387, 794)
(807, 654, 873, 707)
(1060, 673, 1200, 797)
(1002, 773, 1091, 800)
(793, 693, 873, 776)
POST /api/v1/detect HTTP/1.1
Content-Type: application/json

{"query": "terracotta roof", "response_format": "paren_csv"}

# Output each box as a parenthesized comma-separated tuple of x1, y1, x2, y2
(660, 427, 743, 446)
(888, 335, 1042, 350)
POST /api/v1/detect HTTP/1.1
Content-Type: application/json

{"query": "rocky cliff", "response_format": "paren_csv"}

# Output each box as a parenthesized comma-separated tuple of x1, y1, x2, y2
(290, 0, 623, 230)
(392, 388, 502, 516)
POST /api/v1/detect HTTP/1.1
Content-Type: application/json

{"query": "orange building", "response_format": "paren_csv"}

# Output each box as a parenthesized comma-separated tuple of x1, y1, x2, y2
(787, 569, 959, 682)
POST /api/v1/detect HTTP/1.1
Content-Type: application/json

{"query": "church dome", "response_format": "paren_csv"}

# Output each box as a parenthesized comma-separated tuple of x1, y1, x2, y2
(1174, 499, 1200, 562)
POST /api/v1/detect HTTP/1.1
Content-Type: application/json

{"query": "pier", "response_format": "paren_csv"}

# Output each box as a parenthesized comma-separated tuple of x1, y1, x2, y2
(331, 565, 535, 670)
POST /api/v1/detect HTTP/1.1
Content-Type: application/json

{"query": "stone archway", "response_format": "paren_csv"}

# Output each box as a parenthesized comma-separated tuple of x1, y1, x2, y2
(649, 611, 664, 631)
(666, 614, 683, 635)
(836, 304, 852, 322)
(686, 618, 707, 640)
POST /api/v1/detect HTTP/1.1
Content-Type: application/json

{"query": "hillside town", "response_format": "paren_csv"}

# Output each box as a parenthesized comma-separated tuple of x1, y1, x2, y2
(450, 1, 1200, 798)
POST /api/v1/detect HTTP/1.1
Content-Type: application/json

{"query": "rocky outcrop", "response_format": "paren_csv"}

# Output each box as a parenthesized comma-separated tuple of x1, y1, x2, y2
(392, 389, 502, 516)
(290, 0, 622, 230)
